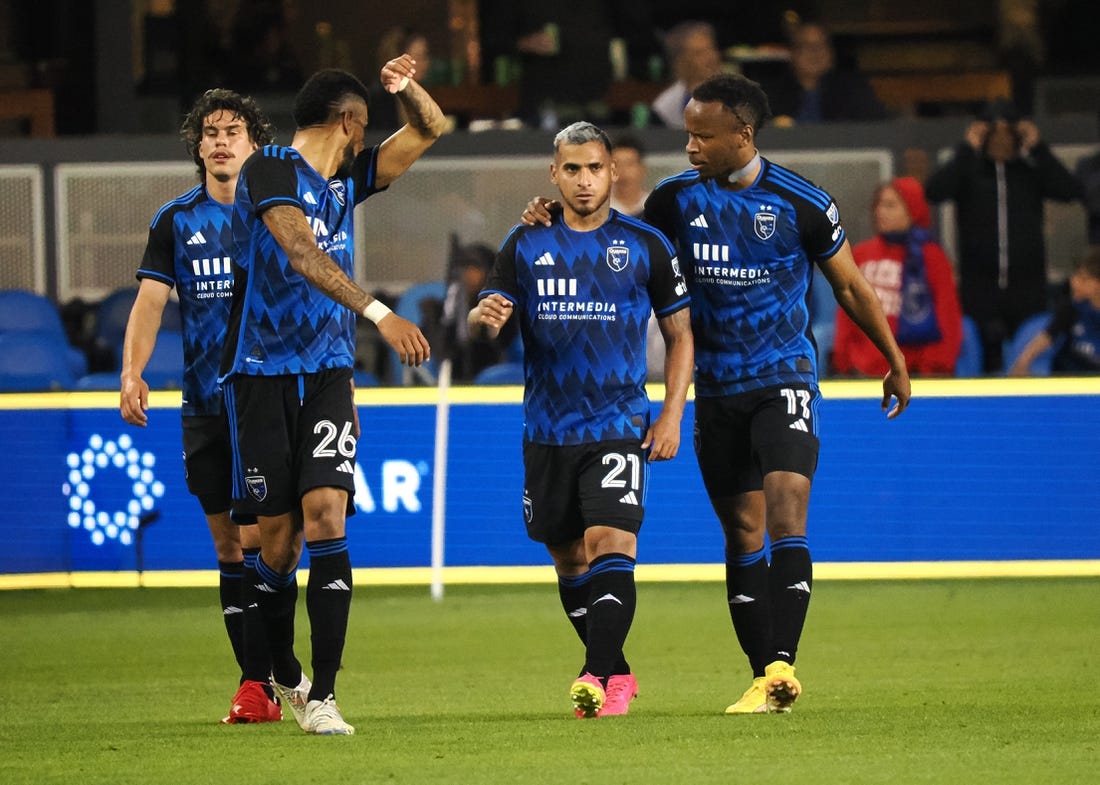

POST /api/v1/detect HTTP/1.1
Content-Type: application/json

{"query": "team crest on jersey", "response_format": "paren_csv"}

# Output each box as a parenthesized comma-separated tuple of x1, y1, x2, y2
(754, 212, 777, 240)
(328, 180, 347, 206)
(523, 491, 533, 523)
(245, 475, 268, 502)
(606, 244, 630, 272)
(826, 202, 840, 225)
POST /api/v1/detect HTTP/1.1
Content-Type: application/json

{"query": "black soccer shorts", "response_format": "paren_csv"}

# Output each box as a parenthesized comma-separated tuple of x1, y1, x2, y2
(522, 438, 648, 546)
(181, 412, 233, 516)
(693, 383, 821, 498)
(225, 367, 357, 519)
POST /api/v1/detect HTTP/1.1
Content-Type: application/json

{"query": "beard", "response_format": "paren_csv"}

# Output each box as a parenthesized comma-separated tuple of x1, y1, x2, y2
(334, 142, 357, 180)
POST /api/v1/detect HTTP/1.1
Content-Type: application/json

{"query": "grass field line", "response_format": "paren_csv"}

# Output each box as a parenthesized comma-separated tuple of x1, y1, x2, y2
(4, 558, 1100, 590)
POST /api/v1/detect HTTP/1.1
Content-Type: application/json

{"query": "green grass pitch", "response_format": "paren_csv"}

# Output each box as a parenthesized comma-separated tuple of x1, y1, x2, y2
(2, 577, 1097, 784)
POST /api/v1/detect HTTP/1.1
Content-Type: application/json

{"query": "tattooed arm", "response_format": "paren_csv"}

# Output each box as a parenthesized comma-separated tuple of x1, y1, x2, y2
(261, 204, 430, 366)
(375, 54, 448, 188)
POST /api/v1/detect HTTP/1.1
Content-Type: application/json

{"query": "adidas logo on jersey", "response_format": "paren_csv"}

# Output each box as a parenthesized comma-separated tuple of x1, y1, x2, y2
(185, 231, 207, 246)
(535, 252, 555, 266)
(303, 191, 317, 205)
(618, 491, 638, 505)
(337, 460, 355, 474)
(689, 214, 709, 228)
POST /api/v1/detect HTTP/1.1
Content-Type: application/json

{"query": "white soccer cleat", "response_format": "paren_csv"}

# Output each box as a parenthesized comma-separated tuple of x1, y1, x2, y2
(271, 673, 312, 730)
(303, 694, 355, 735)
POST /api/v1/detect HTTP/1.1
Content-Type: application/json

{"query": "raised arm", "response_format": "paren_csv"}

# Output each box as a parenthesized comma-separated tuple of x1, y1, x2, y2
(375, 54, 448, 188)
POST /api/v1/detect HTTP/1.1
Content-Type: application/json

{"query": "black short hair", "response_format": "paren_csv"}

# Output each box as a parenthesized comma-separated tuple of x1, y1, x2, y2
(1077, 247, 1100, 280)
(611, 133, 645, 158)
(180, 88, 275, 180)
(293, 69, 372, 129)
(692, 73, 772, 133)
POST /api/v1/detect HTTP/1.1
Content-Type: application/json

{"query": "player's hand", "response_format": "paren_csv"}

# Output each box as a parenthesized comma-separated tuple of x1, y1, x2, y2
(881, 368, 912, 419)
(471, 293, 514, 332)
(521, 196, 559, 227)
(120, 376, 150, 427)
(1016, 119, 1040, 153)
(377, 313, 430, 366)
(381, 53, 417, 94)
(641, 414, 681, 461)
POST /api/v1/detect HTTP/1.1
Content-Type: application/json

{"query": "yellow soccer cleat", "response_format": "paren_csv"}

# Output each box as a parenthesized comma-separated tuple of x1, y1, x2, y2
(763, 660, 801, 713)
(724, 676, 768, 714)
(570, 673, 606, 719)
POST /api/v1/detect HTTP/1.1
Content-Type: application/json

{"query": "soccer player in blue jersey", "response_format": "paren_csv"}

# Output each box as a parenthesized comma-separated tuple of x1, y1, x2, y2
(121, 88, 291, 724)
(220, 58, 445, 735)
(524, 74, 911, 715)
(470, 122, 694, 718)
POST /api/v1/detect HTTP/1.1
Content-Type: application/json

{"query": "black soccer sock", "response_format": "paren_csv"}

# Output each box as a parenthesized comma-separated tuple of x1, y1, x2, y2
(557, 571, 591, 645)
(725, 546, 772, 677)
(581, 553, 637, 682)
(305, 538, 353, 701)
(767, 536, 813, 665)
(252, 553, 300, 687)
(218, 559, 246, 675)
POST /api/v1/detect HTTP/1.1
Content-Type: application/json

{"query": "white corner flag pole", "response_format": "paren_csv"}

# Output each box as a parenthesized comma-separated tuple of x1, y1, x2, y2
(430, 355, 453, 601)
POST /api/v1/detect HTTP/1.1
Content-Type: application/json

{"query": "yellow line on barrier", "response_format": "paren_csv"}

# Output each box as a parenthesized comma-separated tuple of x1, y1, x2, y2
(3, 377, 1098, 411)
(4, 560, 1099, 590)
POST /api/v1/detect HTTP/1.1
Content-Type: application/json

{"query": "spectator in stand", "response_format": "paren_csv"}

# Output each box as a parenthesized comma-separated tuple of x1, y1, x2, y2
(1008, 248, 1100, 376)
(367, 26, 433, 133)
(650, 20, 724, 129)
(833, 177, 963, 377)
(478, 2, 657, 129)
(225, 0, 303, 93)
(924, 99, 1083, 372)
(758, 20, 888, 126)
(610, 134, 650, 218)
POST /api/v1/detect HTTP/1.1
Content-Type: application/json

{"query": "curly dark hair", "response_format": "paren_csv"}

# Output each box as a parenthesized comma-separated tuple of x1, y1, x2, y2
(180, 88, 275, 180)
(292, 69, 371, 129)
(692, 73, 772, 134)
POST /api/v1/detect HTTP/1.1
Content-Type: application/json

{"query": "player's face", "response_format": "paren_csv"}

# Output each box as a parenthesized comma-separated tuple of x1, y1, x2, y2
(684, 99, 750, 180)
(199, 110, 256, 183)
(873, 186, 911, 234)
(551, 140, 615, 218)
(339, 99, 370, 175)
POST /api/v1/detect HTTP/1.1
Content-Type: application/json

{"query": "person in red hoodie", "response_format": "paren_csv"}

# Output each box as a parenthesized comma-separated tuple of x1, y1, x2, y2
(832, 176, 963, 376)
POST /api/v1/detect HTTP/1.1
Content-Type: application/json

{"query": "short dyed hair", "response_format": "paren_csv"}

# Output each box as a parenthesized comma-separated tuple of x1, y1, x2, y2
(180, 88, 274, 180)
(553, 121, 612, 154)
(692, 73, 772, 134)
(293, 68, 372, 129)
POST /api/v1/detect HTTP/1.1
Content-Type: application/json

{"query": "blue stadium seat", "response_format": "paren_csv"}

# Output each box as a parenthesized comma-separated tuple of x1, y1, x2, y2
(353, 369, 380, 387)
(955, 315, 984, 377)
(0, 289, 88, 378)
(1003, 312, 1056, 376)
(387, 281, 446, 385)
(472, 361, 525, 385)
(0, 331, 79, 392)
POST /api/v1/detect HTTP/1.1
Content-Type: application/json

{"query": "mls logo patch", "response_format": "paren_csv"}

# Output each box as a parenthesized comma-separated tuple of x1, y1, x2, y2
(246, 475, 268, 502)
(606, 245, 630, 272)
(328, 180, 347, 206)
(754, 212, 776, 240)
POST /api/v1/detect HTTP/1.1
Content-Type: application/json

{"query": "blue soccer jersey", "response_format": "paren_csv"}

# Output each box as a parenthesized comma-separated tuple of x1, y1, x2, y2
(137, 184, 235, 417)
(222, 144, 384, 378)
(645, 157, 845, 397)
(482, 209, 690, 446)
